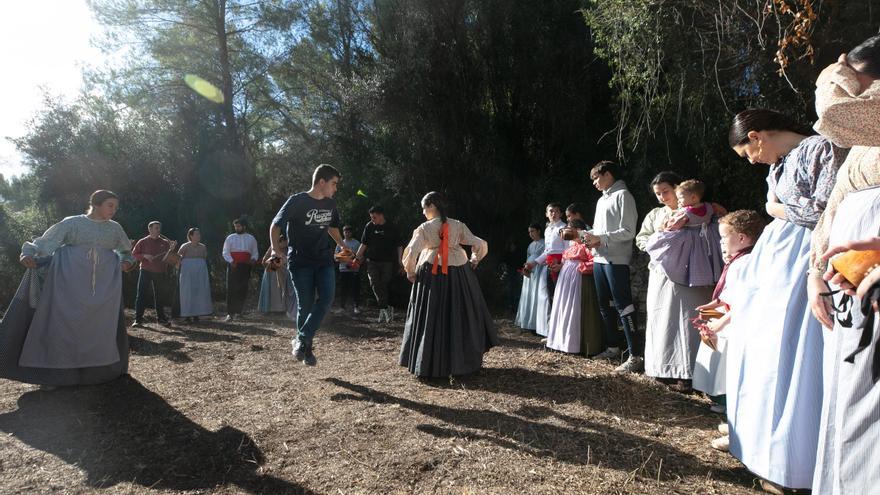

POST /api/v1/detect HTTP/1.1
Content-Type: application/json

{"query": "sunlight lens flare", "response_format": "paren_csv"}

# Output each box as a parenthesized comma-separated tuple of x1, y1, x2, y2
(183, 74, 224, 103)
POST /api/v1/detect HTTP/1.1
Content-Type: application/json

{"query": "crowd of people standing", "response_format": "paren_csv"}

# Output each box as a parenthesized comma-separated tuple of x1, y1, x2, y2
(512, 35, 880, 494)
(0, 33, 877, 495)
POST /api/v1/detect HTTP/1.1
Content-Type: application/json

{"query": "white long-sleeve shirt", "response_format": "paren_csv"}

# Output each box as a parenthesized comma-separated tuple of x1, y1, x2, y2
(534, 220, 566, 264)
(222, 233, 259, 263)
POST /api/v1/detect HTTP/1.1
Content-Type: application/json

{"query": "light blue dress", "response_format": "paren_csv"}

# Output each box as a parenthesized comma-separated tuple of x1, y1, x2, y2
(0, 215, 133, 385)
(813, 186, 880, 494)
(645, 204, 724, 287)
(514, 239, 545, 331)
(178, 242, 213, 317)
(725, 135, 842, 489)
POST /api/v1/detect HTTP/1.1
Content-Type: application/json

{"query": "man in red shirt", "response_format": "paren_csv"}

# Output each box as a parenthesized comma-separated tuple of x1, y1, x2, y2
(132, 221, 177, 326)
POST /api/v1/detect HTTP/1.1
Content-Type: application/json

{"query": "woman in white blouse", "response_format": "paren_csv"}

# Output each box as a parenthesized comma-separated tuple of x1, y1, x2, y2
(399, 191, 497, 377)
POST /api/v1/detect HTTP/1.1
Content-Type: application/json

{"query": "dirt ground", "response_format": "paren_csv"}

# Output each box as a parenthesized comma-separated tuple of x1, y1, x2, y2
(0, 309, 762, 494)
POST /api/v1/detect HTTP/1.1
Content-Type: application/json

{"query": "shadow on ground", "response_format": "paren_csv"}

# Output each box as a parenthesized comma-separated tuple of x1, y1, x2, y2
(326, 377, 751, 486)
(0, 376, 314, 494)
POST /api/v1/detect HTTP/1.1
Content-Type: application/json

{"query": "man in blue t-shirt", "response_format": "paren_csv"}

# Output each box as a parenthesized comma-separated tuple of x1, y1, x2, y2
(270, 164, 352, 366)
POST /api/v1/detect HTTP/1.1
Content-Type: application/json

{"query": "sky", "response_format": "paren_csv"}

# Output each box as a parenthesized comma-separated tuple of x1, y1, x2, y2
(0, 0, 104, 179)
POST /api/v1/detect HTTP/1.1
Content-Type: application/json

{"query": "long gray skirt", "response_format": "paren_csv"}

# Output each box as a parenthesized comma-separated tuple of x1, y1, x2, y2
(400, 262, 497, 377)
(258, 267, 292, 314)
(179, 258, 213, 317)
(0, 246, 128, 386)
(644, 265, 712, 379)
(813, 186, 880, 494)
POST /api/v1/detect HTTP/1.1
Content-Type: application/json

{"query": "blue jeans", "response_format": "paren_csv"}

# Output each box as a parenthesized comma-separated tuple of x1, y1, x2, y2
(290, 264, 336, 344)
(593, 262, 642, 357)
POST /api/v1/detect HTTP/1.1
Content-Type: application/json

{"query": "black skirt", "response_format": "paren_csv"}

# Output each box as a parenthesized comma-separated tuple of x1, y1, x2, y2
(399, 262, 497, 377)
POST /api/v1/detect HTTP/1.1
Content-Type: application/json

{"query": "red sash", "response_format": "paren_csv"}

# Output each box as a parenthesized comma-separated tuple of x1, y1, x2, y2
(545, 253, 563, 282)
(431, 223, 450, 275)
(231, 251, 251, 264)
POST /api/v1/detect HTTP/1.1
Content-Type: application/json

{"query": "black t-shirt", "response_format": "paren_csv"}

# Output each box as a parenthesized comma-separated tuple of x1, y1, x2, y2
(360, 221, 400, 262)
(272, 192, 341, 267)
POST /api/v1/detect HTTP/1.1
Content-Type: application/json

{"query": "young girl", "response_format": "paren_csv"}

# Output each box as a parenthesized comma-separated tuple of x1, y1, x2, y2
(400, 191, 497, 377)
(336, 226, 363, 314)
(646, 179, 724, 288)
(514, 223, 546, 332)
(527, 203, 567, 337)
(545, 220, 602, 354)
(258, 235, 294, 314)
(692, 210, 765, 451)
(178, 228, 213, 322)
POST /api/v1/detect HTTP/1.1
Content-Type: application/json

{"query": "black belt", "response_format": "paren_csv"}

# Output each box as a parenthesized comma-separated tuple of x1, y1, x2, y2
(845, 283, 880, 383)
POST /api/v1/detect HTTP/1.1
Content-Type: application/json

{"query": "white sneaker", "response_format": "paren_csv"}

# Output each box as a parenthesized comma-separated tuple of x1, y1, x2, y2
(224, 314, 234, 322)
(710, 403, 727, 414)
(353, 306, 361, 315)
(614, 356, 644, 374)
(593, 347, 621, 361)
(710, 435, 729, 452)
(718, 423, 729, 435)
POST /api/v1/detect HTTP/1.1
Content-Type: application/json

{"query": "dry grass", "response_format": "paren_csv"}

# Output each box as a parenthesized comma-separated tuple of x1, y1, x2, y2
(0, 309, 761, 494)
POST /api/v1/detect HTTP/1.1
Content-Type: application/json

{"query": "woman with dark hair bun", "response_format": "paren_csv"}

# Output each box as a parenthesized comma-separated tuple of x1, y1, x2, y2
(807, 34, 880, 494)
(399, 192, 497, 377)
(724, 109, 846, 492)
(0, 190, 134, 386)
(636, 171, 714, 392)
(514, 222, 546, 332)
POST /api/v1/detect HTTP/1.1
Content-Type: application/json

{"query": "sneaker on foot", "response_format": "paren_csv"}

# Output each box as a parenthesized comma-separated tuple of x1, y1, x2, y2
(303, 344, 317, 366)
(224, 314, 234, 322)
(614, 356, 644, 374)
(292, 339, 306, 361)
(593, 347, 621, 361)
(353, 306, 361, 315)
(710, 403, 727, 414)
(131, 320, 144, 328)
(710, 435, 729, 452)
(668, 379, 693, 393)
(718, 423, 729, 435)
(758, 479, 786, 495)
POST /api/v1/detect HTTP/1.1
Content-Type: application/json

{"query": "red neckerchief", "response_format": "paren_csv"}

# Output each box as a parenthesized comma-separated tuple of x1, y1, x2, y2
(431, 222, 449, 275)
(711, 245, 753, 301)
(686, 203, 708, 216)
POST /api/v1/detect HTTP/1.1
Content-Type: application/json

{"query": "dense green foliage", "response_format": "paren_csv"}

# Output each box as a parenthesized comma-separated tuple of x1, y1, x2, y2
(1, 0, 878, 307)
